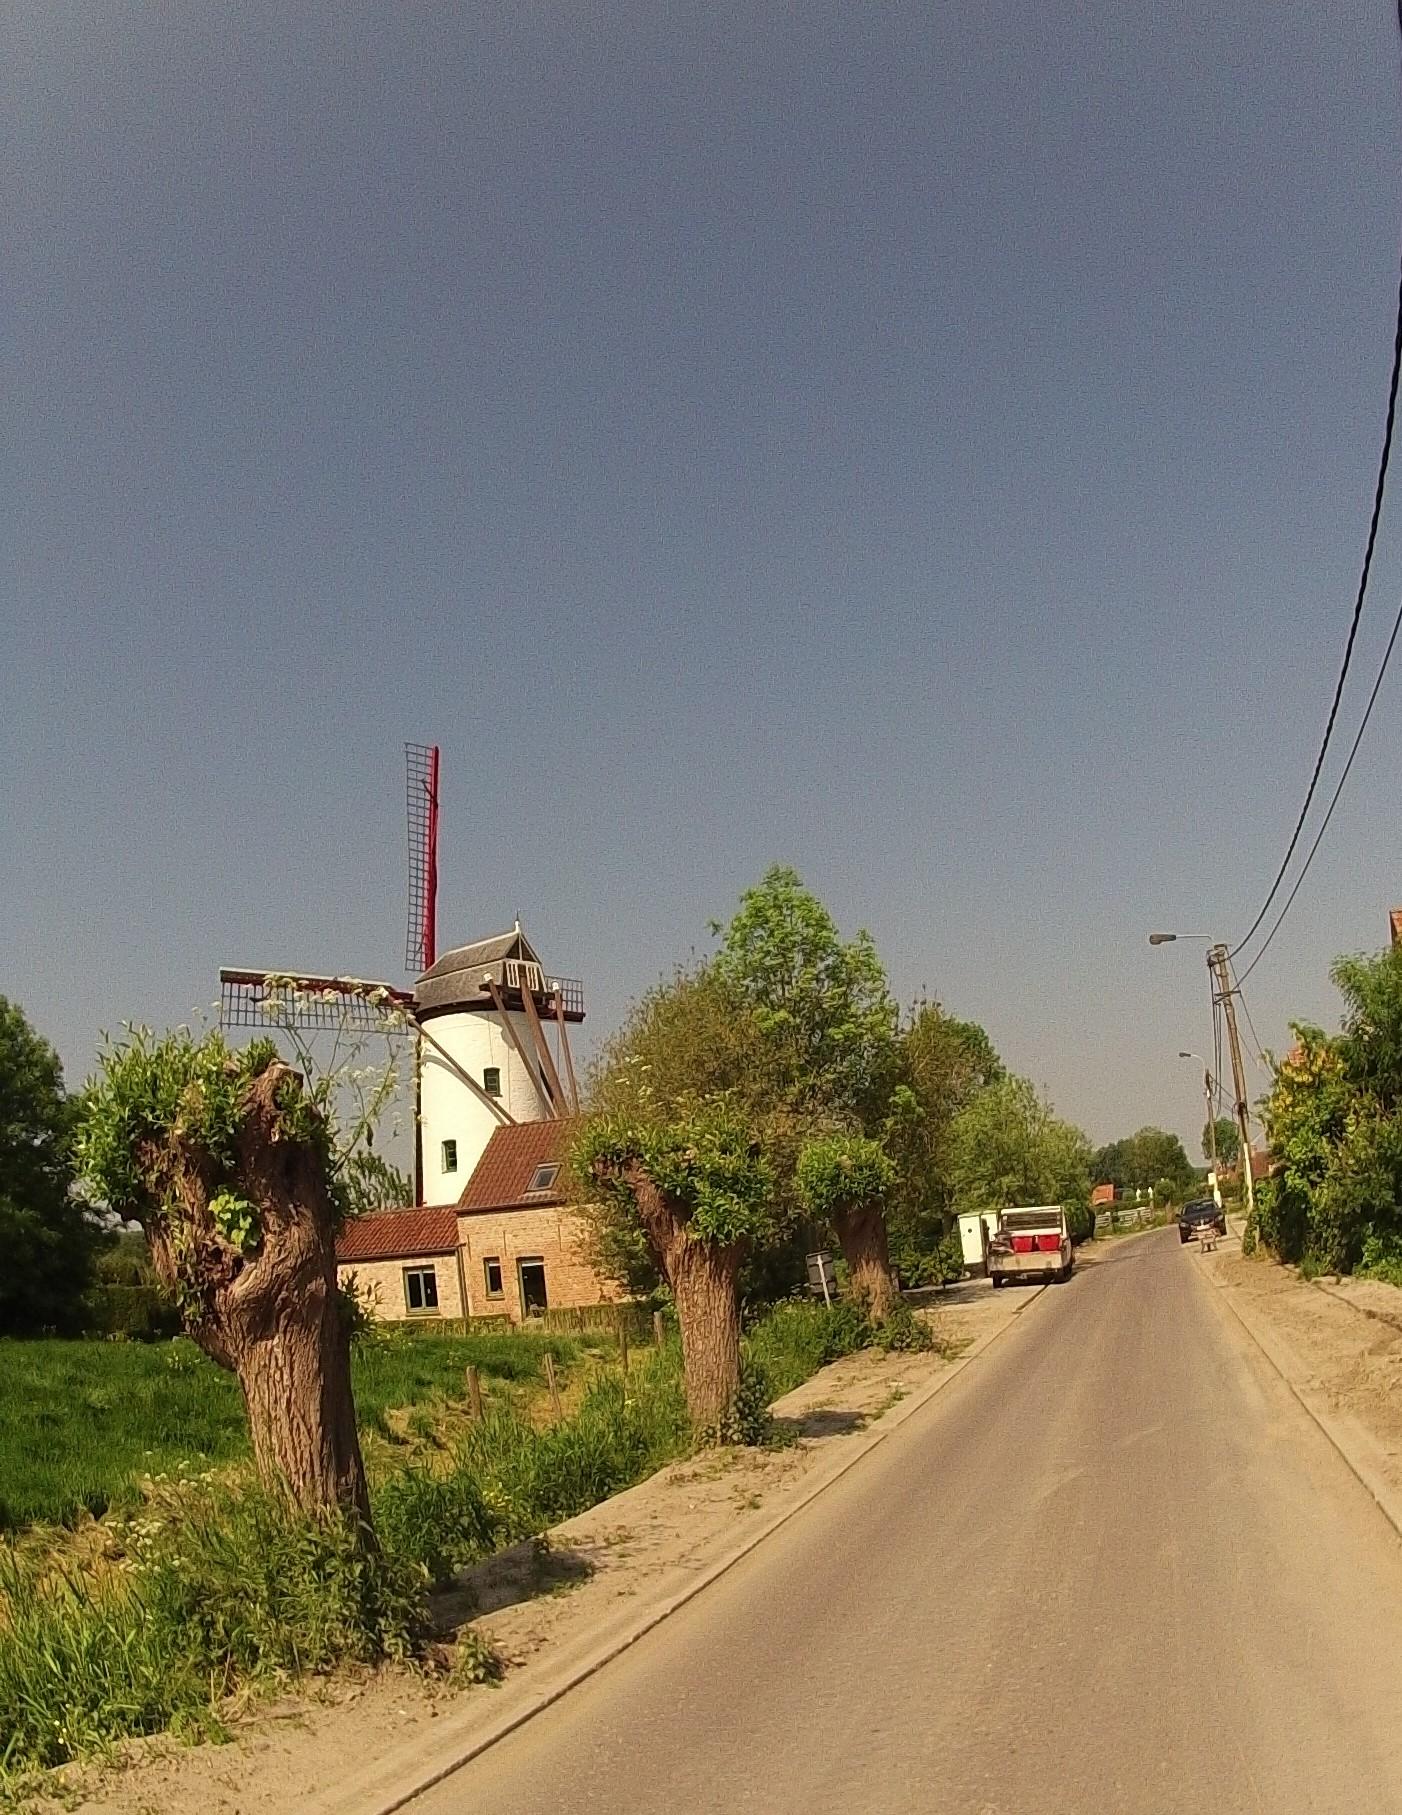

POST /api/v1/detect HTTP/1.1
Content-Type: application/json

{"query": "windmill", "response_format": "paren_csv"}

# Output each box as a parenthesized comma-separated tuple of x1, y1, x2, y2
(219, 743, 584, 1206)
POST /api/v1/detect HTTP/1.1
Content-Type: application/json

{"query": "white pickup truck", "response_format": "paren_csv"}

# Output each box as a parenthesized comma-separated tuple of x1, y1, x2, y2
(987, 1205, 1073, 1287)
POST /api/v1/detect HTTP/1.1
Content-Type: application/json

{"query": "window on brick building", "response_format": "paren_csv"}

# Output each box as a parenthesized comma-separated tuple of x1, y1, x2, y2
(527, 1163, 559, 1193)
(403, 1266, 439, 1315)
(518, 1256, 548, 1315)
(483, 1256, 504, 1298)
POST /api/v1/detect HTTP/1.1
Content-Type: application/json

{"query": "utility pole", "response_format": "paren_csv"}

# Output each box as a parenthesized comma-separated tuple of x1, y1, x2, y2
(1207, 944, 1255, 1216)
(1202, 1068, 1219, 1177)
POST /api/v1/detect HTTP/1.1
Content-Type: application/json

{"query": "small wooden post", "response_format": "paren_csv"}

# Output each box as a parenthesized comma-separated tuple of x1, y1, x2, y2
(544, 1351, 563, 1421)
(466, 1364, 483, 1421)
(619, 1317, 630, 1374)
(653, 1309, 665, 1348)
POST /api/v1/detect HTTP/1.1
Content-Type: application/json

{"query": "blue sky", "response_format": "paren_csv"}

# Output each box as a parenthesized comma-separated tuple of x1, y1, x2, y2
(7, 0, 1402, 1152)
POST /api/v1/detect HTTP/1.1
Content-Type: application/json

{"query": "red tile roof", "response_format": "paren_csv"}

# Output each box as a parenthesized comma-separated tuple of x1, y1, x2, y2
(457, 1119, 576, 1214)
(336, 1205, 460, 1263)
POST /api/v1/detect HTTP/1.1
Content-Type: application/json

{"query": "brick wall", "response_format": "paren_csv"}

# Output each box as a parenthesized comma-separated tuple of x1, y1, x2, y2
(338, 1250, 465, 1323)
(457, 1205, 622, 1321)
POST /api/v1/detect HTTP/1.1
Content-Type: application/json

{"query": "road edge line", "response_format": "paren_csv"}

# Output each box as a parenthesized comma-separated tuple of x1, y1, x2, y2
(1202, 1264, 1402, 1551)
(335, 1284, 1050, 1815)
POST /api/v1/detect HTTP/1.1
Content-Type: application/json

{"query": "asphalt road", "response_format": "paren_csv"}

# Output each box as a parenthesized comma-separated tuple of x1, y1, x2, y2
(413, 1231, 1402, 1814)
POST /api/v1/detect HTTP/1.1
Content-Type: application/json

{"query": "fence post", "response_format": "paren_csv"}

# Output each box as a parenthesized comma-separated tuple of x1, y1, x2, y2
(653, 1309, 665, 1348)
(466, 1364, 483, 1421)
(543, 1351, 563, 1421)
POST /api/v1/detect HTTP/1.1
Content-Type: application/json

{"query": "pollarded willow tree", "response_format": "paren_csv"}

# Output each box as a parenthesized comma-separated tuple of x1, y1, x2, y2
(573, 1108, 781, 1432)
(795, 1133, 899, 1318)
(79, 1029, 372, 1522)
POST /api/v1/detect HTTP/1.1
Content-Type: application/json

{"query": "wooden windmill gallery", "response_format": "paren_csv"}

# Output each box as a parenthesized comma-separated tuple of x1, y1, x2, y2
(219, 745, 619, 1325)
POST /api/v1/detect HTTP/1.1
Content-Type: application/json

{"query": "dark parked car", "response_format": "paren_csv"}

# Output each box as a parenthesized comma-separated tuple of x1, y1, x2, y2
(1178, 1197, 1226, 1243)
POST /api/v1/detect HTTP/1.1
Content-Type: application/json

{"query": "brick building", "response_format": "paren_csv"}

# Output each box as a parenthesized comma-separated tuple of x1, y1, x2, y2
(335, 1119, 621, 1323)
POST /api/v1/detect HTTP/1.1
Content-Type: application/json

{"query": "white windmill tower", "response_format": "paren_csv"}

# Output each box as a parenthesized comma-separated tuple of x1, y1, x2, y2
(219, 745, 583, 1204)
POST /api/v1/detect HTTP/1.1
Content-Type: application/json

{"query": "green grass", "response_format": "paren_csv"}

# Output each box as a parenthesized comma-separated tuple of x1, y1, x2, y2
(0, 1300, 889, 1786)
(0, 1326, 610, 1533)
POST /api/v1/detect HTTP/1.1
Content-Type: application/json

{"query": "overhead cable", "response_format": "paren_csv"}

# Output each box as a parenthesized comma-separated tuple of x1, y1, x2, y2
(1230, 245, 1402, 961)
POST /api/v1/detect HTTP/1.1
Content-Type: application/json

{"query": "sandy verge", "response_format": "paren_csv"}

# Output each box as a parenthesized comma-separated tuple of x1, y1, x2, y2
(1202, 1242, 1402, 1502)
(45, 1286, 1025, 1815)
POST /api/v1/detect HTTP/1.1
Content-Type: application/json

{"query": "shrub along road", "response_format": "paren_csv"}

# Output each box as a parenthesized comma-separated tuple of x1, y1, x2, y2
(414, 1229, 1402, 1814)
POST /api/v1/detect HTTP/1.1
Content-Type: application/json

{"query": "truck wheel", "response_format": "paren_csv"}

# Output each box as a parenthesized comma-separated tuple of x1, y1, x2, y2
(992, 1275, 1005, 1289)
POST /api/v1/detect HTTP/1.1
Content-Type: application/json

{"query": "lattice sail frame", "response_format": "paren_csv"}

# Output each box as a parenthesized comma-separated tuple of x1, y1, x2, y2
(220, 971, 417, 1033)
(405, 742, 440, 974)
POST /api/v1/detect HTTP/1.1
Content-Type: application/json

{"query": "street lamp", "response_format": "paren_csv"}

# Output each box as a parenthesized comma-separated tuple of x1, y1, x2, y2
(1179, 1050, 1220, 1194)
(1152, 930, 1255, 1216)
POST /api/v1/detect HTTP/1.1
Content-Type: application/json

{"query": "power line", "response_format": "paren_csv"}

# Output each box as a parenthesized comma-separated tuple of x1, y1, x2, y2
(1229, 241, 1402, 962)
(1231, 962, 1270, 1072)
(1237, 583, 1402, 985)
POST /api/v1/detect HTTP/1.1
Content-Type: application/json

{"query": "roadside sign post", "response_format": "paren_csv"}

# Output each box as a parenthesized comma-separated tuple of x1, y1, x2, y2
(806, 1251, 837, 1306)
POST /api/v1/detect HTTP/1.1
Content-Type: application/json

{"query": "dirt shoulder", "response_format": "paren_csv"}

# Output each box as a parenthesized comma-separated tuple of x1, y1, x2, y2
(56, 1283, 1036, 1815)
(1201, 1238, 1402, 1507)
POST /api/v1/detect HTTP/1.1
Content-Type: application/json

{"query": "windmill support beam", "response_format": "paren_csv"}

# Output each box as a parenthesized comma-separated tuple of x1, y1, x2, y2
(416, 1022, 516, 1127)
(485, 980, 560, 1118)
(520, 982, 569, 1114)
(554, 989, 581, 1113)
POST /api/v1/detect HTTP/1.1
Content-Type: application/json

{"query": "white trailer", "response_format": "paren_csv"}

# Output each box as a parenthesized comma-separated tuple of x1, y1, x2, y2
(957, 1211, 1002, 1276)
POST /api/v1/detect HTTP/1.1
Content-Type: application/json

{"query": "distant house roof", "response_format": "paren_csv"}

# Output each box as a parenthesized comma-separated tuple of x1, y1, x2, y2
(457, 1119, 575, 1214)
(415, 926, 545, 1014)
(336, 1205, 460, 1263)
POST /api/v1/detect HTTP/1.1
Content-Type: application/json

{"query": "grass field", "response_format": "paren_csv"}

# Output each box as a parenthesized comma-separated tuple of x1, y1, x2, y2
(0, 1326, 613, 1533)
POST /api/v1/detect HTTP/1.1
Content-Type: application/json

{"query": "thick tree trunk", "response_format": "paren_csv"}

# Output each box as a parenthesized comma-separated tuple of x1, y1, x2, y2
(620, 1165, 746, 1434)
(142, 1063, 372, 1525)
(669, 1240, 744, 1430)
(834, 1202, 898, 1320)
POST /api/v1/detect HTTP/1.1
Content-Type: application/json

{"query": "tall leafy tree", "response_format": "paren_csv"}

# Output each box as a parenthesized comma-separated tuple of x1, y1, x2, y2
(1092, 1127, 1196, 1193)
(884, 1002, 1004, 1265)
(0, 997, 104, 1334)
(1202, 1117, 1240, 1168)
(574, 1107, 780, 1431)
(710, 865, 898, 1125)
(947, 1076, 1092, 1219)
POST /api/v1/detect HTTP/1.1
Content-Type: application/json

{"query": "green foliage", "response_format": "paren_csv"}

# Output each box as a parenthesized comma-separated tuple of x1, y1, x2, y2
(77, 1028, 289, 1228)
(84, 1284, 182, 1341)
(883, 1002, 1004, 1264)
(573, 1105, 781, 1254)
(0, 998, 106, 1336)
(1066, 1201, 1095, 1245)
(946, 1076, 1092, 1220)
(794, 1133, 895, 1224)
(1258, 1026, 1355, 1266)
(1256, 948, 1402, 1275)
(0, 1481, 421, 1777)
(340, 1150, 414, 1220)
(872, 1298, 933, 1352)
(208, 1191, 260, 1255)
(1202, 1116, 1240, 1167)
(710, 865, 898, 1125)
(1092, 1127, 1196, 1193)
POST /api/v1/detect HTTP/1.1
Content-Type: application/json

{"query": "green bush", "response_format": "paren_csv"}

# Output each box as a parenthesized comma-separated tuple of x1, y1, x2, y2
(0, 1483, 420, 1777)
(1066, 1202, 1095, 1245)
(83, 1284, 181, 1341)
(872, 1299, 933, 1352)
